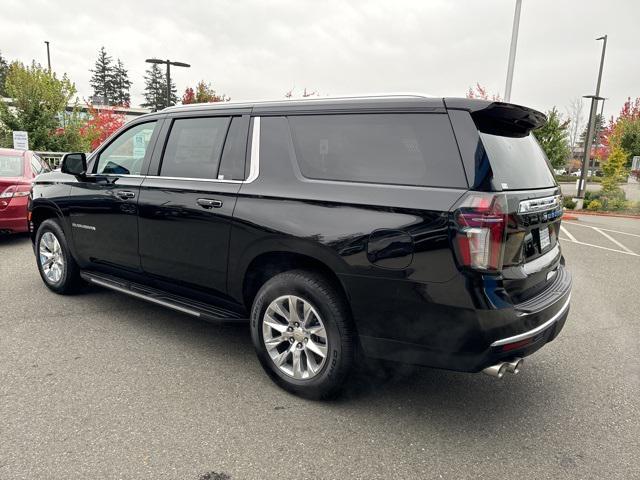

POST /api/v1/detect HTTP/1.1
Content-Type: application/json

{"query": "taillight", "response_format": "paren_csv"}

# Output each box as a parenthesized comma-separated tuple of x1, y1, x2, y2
(452, 192, 508, 272)
(0, 185, 31, 199)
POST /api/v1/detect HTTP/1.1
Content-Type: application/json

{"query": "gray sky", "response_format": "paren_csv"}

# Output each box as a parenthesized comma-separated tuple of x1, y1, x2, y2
(1, 0, 637, 122)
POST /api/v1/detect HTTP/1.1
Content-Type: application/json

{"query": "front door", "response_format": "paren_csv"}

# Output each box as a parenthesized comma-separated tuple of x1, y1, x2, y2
(137, 115, 249, 295)
(68, 120, 160, 271)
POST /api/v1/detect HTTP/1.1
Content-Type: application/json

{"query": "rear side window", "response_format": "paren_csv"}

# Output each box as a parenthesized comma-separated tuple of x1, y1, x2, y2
(288, 114, 466, 188)
(0, 155, 24, 177)
(161, 117, 230, 179)
(218, 116, 249, 181)
(480, 133, 555, 190)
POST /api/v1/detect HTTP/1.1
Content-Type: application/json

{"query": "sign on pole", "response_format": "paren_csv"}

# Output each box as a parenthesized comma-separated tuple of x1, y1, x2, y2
(12, 131, 29, 150)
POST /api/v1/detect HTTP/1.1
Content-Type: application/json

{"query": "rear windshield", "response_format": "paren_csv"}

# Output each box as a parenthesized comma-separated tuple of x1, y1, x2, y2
(480, 132, 556, 190)
(0, 155, 24, 177)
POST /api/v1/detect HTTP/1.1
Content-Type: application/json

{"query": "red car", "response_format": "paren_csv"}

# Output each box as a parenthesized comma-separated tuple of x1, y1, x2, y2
(0, 148, 50, 234)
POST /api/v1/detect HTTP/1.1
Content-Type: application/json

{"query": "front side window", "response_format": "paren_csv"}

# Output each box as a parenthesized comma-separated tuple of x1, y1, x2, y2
(96, 121, 157, 175)
(160, 117, 230, 179)
(288, 113, 466, 188)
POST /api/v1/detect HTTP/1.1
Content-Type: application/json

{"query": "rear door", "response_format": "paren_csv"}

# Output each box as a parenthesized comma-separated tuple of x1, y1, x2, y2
(137, 114, 250, 295)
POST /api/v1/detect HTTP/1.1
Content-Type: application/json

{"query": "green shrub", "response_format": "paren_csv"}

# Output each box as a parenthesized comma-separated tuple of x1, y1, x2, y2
(607, 198, 628, 211)
(563, 197, 577, 209)
(587, 199, 602, 211)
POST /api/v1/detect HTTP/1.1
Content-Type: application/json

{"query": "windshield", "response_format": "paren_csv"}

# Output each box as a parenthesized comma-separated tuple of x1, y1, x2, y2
(0, 155, 24, 178)
(480, 132, 556, 190)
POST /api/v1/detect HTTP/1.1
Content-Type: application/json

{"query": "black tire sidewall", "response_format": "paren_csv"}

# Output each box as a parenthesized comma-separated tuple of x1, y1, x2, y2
(250, 271, 351, 398)
(35, 219, 78, 294)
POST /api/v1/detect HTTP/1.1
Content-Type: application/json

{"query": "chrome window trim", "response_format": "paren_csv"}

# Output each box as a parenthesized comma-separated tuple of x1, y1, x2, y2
(490, 294, 571, 347)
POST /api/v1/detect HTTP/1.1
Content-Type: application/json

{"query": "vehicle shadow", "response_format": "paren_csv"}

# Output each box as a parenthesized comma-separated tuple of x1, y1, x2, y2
(0, 232, 31, 246)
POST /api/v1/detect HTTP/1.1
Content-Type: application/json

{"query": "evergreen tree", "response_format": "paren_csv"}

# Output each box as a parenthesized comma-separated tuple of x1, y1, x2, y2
(0, 51, 8, 97)
(535, 107, 571, 168)
(141, 63, 177, 111)
(141, 63, 165, 111)
(580, 114, 605, 146)
(112, 58, 132, 107)
(89, 47, 117, 105)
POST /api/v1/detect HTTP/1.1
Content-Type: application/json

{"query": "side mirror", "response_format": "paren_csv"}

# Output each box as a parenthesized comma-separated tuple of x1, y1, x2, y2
(61, 153, 87, 176)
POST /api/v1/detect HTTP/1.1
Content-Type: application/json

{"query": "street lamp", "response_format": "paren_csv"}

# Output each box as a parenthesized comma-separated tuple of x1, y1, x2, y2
(504, 0, 523, 103)
(145, 58, 191, 109)
(576, 35, 607, 202)
(44, 41, 51, 72)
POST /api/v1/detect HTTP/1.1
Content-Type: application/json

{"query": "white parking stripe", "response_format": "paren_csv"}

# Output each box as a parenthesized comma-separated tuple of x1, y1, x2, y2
(593, 227, 635, 254)
(563, 221, 640, 238)
(559, 237, 640, 257)
(560, 225, 577, 242)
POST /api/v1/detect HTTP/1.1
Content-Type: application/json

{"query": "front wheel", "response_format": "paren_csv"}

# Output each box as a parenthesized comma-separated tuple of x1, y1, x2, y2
(35, 219, 82, 294)
(250, 270, 354, 399)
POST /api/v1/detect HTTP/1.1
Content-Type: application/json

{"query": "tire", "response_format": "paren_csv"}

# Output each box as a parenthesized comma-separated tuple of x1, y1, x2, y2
(35, 219, 82, 294)
(250, 270, 354, 400)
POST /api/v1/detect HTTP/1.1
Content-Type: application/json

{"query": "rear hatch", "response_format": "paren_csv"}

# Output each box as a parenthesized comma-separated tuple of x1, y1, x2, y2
(449, 102, 565, 305)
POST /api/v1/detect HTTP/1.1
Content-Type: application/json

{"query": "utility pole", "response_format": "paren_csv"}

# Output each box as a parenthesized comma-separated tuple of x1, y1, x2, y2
(44, 41, 51, 72)
(576, 35, 607, 202)
(145, 58, 190, 109)
(504, 0, 522, 102)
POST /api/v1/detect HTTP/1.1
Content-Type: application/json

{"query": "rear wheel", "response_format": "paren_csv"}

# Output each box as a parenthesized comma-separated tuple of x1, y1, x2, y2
(250, 270, 354, 399)
(35, 219, 82, 294)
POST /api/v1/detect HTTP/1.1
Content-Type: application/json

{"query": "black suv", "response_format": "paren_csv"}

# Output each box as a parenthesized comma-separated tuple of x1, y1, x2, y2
(29, 95, 571, 399)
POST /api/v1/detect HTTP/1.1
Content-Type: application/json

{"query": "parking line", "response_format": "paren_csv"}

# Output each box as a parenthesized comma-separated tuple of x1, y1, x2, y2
(563, 221, 640, 238)
(560, 225, 577, 242)
(592, 227, 635, 254)
(559, 237, 640, 257)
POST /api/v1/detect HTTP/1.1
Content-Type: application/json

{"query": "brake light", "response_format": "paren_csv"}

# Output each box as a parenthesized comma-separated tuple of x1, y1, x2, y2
(452, 192, 508, 272)
(0, 185, 31, 199)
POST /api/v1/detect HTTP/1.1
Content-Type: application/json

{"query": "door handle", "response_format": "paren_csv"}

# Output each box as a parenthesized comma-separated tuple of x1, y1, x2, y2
(197, 198, 223, 209)
(116, 190, 136, 200)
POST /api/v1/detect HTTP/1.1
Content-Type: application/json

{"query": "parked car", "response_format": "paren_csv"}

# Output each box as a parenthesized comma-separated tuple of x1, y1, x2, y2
(554, 168, 566, 175)
(29, 95, 572, 398)
(0, 148, 50, 234)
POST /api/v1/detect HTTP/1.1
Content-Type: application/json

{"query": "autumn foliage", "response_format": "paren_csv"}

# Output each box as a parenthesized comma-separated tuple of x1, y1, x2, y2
(466, 83, 502, 101)
(80, 104, 126, 151)
(182, 81, 229, 104)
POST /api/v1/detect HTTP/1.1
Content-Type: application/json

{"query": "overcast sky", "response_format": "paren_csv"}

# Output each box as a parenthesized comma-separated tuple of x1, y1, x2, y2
(1, 0, 637, 122)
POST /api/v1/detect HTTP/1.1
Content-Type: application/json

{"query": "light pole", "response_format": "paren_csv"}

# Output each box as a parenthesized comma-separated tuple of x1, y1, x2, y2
(145, 58, 190, 109)
(576, 35, 607, 202)
(44, 41, 51, 72)
(504, 0, 522, 102)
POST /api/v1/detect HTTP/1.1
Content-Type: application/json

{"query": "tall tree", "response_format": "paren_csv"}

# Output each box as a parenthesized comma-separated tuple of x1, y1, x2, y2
(580, 113, 605, 146)
(565, 97, 584, 159)
(89, 47, 116, 105)
(112, 58, 132, 107)
(466, 83, 502, 101)
(142, 63, 166, 111)
(181, 80, 229, 104)
(0, 61, 79, 150)
(0, 50, 9, 97)
(535, 107, 571, 168)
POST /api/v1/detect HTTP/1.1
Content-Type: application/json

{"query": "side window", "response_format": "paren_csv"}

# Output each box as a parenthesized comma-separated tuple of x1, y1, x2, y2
(160, 117, 230, 179)
(34, 155, 51, 173)
(218, 116, 249, 181)
(96, 121, 157, 175)
(31, 157, 43, 175)
(288, 114, 466, 188)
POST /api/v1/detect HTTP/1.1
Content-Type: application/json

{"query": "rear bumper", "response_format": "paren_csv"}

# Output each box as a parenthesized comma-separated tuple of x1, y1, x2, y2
(0, 199, 29, 233)
(351, 264, 572, 372)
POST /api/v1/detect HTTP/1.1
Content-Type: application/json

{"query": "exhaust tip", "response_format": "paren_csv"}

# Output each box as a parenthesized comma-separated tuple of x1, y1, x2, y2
(505, 358, 524, 375)
(482, 362, 508, 378)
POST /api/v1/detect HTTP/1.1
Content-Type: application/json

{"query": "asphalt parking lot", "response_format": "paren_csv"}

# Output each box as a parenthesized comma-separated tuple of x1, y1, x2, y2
(1, 215, 639, 480)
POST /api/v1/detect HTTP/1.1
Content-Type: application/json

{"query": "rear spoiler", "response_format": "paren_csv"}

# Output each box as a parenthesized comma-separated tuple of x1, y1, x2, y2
(444, 98, 546, 138)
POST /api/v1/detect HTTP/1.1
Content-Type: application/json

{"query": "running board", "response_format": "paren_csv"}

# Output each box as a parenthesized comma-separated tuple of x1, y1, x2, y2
(80, 271, 247, 323)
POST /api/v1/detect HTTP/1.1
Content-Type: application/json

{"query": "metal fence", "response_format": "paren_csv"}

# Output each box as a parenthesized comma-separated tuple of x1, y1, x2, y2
(35, 151, 66, 169)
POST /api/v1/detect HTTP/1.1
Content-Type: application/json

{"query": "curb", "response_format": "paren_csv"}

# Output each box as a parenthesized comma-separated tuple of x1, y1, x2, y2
(563, 210, 640, 220)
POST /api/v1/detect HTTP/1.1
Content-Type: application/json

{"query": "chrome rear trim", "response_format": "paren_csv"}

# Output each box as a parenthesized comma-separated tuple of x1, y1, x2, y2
(490, 294, 571, 347)
(518, 195, 561, 214)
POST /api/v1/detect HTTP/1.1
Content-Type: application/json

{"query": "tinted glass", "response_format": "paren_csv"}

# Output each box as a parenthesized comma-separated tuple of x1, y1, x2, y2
(480, 132, 556, 190)
(97, 121, 157, 175)
(288, 114, 466, 188)
(161, 117, 230, 179)
(0, 156, 23, 177)
(33, 155, 51, 173)
(218, 116, 248, 181)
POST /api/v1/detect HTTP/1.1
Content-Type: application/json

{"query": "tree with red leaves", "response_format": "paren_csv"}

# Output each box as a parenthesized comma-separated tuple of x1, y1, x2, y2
(182, 81, 229, 104)
(80, 104, 126, 151)
(466, 83, 502, 101)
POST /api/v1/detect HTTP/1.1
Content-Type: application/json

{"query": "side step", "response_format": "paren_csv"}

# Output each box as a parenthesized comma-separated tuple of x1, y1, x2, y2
(80, 271, 247, 323)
